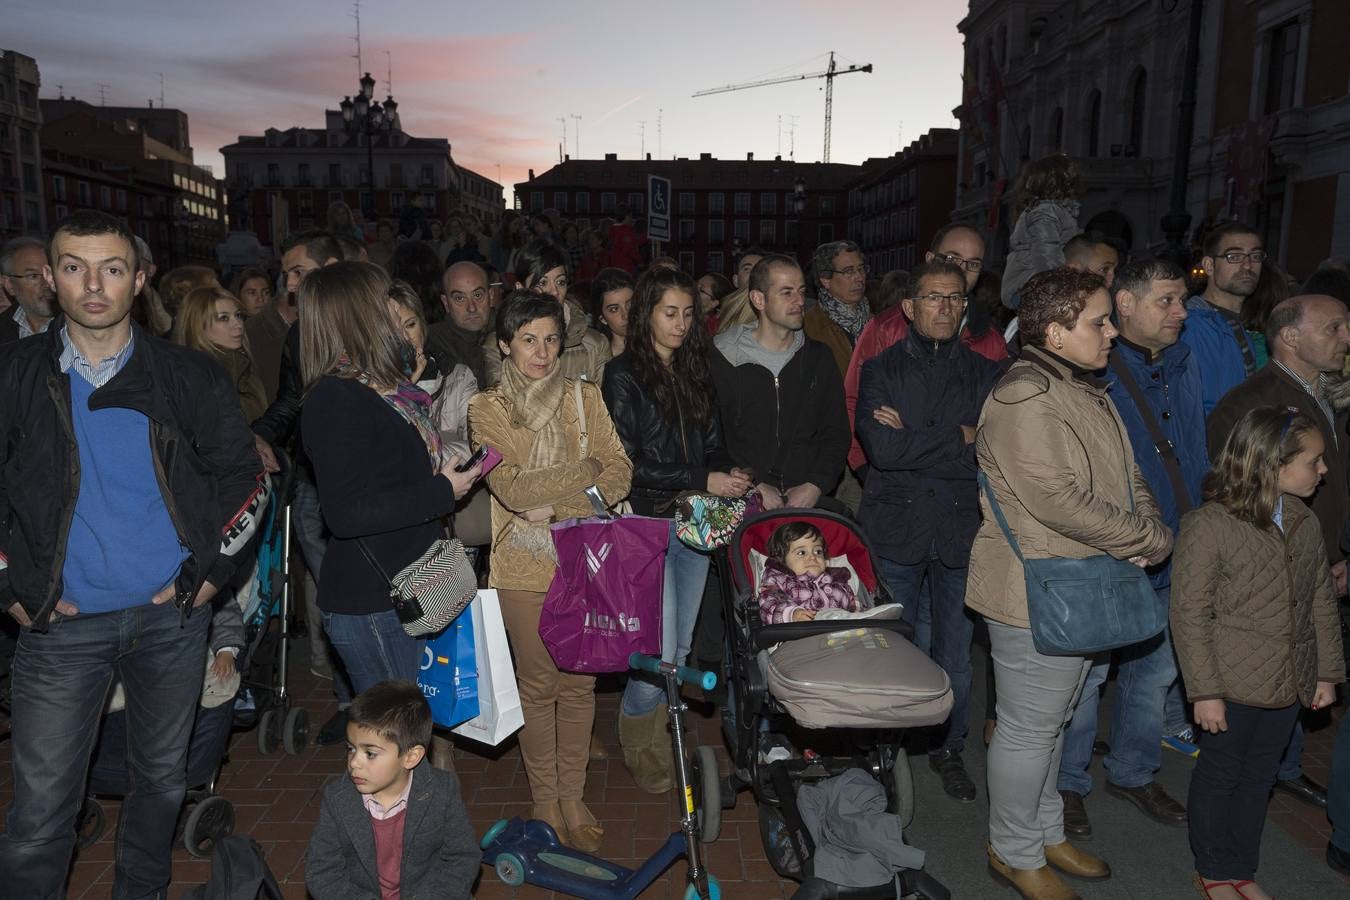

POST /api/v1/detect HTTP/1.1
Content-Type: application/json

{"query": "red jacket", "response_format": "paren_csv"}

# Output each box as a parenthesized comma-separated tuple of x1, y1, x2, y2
(603, 223, 643, 273)
(845, 306, 1008, 470)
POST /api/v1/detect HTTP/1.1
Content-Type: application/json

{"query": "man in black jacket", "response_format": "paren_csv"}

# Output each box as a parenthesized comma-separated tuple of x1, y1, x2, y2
(0, 211, 265, 899)
(710, 254, 849, 509)
(856, 259, 1003, 802)
(426, 260, 492, 387)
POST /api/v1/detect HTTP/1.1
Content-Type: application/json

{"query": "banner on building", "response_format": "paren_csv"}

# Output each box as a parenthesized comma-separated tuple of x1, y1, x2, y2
(1229, 115, 1277, 210)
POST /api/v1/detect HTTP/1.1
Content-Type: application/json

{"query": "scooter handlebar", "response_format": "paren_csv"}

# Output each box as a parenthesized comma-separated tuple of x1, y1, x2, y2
(628, 653, 717, 691)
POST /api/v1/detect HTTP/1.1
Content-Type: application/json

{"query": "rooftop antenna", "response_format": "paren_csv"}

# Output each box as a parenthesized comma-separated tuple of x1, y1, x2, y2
(157, 72, 165, 107)
(778, 114, 782, 156)
(657, 108, 663, 159)
(639, 120, 646, 158)
(898, 120, 903, 149)
(96, 83, 110, 106)
(56, 84, 64, 99)
(570, 113, 581, 160)
(787, 114, 800, 160)
(385, 50, 393, 95)
(351, 0, 363, 79)
(557, 117, 567, 162)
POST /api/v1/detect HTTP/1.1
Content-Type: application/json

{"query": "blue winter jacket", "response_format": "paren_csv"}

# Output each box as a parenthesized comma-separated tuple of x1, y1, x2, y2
(1103, 338, 1208, 588)
(1179, 296, 1258, 416)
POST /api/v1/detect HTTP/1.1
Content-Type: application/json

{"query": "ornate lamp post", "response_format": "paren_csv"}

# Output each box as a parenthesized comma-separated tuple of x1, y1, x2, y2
(340, 72, 397, 218)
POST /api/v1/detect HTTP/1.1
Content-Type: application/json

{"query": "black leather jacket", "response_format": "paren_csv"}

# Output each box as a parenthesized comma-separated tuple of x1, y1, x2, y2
(600, 353, 732, 517)
(0, 320, 267, 629)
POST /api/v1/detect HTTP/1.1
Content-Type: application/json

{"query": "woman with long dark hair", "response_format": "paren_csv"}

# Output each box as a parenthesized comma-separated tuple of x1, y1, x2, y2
(601, 268, 752, 792)
(590, 267, 634, 357)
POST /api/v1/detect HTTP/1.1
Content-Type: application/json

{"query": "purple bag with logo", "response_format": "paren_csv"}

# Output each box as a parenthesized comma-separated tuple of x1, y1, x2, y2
(539, 497, 668, 673)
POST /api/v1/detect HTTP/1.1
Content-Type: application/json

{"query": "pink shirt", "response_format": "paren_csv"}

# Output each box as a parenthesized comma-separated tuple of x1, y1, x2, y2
(362, 770, 413, 821)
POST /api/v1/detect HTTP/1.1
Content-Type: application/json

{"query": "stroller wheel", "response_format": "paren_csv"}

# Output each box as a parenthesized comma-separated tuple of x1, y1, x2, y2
(257, 708, 282, 754)
(182, 796, 235, 859)
(888, 752, 916, 830)
(283, 706, 310, 755)
(692, 745, 722, 844)
(75, 797, 106, 850)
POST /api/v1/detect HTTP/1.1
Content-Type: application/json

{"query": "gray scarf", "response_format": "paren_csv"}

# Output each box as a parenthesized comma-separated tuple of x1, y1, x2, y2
(818, 287, 871, 344)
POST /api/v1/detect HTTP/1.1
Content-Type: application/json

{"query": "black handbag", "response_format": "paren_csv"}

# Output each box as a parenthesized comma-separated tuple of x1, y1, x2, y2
(978, 471, 1167, 656)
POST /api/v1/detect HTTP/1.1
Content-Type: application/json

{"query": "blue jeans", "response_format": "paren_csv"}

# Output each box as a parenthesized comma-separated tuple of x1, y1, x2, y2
(877, 548, 974, 753)
(294, 480, 351, 707)
(622, 524, 711, 716)
(1328, 698, 1350, 850)
(0, 601, 209, 900)
(1058, 604, 1177, 794)
(1164, 679, 1191, 735)
(321, 609, 424, 696)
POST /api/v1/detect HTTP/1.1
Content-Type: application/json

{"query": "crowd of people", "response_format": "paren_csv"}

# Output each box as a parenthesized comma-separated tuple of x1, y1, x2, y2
(3, 147, 1350, 899)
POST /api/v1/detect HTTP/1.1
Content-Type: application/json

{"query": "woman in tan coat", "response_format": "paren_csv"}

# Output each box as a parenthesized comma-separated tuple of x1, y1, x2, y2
(967, 268, 1173, 900)
(469, 290, 632, 853)
(1171, 406, 1343, 900)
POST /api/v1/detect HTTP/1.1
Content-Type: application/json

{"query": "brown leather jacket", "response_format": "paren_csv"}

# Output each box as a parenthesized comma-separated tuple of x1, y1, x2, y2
(1171, 496, 1345, 708)
(803, 304, 853, 379)
(966, 345, 1174, 628)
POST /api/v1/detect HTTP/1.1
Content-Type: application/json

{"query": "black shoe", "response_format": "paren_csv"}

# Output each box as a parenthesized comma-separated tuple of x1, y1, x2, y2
(1059, 789, 1092, 838)
(316, 709, 349, 746)
(1275, 774, 1328, 809)
(1328, 841, 1350, 877)
(1105, 780, 1187, 825)
(928, 750, 977, 802)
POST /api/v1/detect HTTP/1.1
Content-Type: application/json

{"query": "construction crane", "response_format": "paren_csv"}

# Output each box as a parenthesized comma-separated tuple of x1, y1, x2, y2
(693, 51, 872, 163)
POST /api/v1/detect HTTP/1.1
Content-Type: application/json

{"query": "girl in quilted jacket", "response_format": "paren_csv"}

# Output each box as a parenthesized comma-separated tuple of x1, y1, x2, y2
(1172, 406, 1344, 900)
(758, 522, 858, 624)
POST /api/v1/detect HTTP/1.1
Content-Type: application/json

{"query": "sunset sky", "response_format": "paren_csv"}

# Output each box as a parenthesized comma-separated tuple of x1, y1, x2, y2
(7, 0, 967, 195)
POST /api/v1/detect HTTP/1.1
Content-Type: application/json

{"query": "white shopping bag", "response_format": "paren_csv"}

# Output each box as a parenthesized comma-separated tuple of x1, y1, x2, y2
(451, 590, 525, 746)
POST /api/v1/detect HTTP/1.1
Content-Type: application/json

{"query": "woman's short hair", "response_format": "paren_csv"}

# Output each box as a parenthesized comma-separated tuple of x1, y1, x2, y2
(1018, 267, 1107, 347)
(158, 265, 220, 313)
(767, 521, 828, 564)
(494, 289, 564, 345)
(386, 279, 426, 328)
(297, 261, 405, 389)
(513, 239, 569, 288)
(1204, 405, 1320, 528)
(228, 266, 270, 298)
(173, 284, 238, 357)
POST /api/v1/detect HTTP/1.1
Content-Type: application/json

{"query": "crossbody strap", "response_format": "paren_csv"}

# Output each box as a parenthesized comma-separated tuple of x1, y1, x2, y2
(977, 471, 1026, 564)
(574, 379, 589, 458)
(355, 537, 393, 583)
(1108, 351, 1194, 517)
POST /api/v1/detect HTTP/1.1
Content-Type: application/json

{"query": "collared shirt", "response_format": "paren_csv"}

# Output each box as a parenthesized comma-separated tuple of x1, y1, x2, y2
(14, 305, 51, 341)
(362, 770, 413, 821)
(59, 325, 134, 389)
(1272, 359, 1336, 446)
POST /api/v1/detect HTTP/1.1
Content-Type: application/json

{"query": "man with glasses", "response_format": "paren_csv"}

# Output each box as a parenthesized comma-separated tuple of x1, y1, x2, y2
(427, 260, 493, 389)
(0, 236, 57, 345)
(1181, 221, 1265, 415)
(856, 258, 1002, 801)
(803, 240, 857, 379)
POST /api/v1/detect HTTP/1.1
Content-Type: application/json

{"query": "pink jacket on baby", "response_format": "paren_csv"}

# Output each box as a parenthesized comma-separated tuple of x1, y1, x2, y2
(757, 559, 858, 624)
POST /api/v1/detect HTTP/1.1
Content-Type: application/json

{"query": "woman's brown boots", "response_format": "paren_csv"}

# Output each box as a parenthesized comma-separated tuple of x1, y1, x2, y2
(618, 705, 673, 794)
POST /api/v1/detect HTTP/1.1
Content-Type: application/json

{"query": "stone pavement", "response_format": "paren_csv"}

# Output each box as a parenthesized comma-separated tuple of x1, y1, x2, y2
(1, 639, 1348, 898)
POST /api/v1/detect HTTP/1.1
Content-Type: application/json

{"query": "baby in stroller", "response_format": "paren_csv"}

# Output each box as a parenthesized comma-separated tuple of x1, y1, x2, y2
(758, 522, 904, 625)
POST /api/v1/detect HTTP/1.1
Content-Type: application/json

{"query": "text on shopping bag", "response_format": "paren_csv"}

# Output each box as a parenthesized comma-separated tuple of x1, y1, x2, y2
(416, 609, 480, 728)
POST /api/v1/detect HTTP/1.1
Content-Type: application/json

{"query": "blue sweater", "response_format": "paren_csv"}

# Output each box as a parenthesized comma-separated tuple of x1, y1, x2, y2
(1103, 339, 1208, 588)
(1179, 296, 1258, 416)
(61, 372, 188, 613)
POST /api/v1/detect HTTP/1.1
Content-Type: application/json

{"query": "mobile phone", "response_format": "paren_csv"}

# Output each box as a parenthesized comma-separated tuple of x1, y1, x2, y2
(455, 444, 490, 472)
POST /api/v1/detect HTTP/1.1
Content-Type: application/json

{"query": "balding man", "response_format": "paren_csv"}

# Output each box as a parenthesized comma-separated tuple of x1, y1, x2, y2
(426, 261, 492, 388)
(1207, 293, 1350, 810)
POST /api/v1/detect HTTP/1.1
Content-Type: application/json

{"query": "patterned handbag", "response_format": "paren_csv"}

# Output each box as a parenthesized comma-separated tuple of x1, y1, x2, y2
(357, 536, 479, 637)
(674, 490, 763, 551)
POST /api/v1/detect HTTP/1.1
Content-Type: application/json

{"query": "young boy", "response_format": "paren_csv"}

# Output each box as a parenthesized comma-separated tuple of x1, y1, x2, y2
(306, 681, 479, 900)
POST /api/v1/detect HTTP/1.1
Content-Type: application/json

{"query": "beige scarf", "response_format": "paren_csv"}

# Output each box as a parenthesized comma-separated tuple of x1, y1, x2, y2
(498, 357, 569, 560)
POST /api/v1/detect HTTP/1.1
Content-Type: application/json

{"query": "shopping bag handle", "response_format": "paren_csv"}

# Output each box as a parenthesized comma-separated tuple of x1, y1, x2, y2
(584, 485, 614, 520)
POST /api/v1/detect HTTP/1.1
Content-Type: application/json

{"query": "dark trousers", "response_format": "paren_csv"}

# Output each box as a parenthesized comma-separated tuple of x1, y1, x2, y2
(0, 601, 209, 900)
(1188, 700, 1300, 881)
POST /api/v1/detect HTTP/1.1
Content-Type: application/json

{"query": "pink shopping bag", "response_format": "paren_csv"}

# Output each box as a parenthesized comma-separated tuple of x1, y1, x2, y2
(538, 513, 668, 672)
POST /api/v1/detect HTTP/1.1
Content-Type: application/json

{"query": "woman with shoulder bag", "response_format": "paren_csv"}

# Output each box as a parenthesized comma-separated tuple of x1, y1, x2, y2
(601, 268, 751, 792)
(300, 262, 482, 694)
(468, 290, 632, 853)
(966, 268, 1173, 899)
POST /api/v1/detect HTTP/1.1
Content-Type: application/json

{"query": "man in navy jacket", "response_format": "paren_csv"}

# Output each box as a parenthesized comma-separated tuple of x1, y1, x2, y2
(856, 259, 1003, 802)
(1057, 258, 1207, 836)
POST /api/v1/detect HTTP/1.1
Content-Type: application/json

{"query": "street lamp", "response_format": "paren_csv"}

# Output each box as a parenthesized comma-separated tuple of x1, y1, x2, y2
(341, 72, 397, 218)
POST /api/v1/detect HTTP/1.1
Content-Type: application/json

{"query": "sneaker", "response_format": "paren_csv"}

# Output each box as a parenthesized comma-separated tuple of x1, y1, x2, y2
(1161, 727, 1200, 758)
(928, 750, 977, 802)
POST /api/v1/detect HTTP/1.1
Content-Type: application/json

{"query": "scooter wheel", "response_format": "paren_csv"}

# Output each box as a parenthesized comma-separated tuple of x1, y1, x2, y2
(480, 818, 510, 850)
(693, 745, 722, 843)
(682, 875, 720, 900)
(495, 852, 527, 887)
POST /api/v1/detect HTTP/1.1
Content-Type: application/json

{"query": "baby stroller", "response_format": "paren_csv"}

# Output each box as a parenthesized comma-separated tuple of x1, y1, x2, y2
(693, 508, 953, 899)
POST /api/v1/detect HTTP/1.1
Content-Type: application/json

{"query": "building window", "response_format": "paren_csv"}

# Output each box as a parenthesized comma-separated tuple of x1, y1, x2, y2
(530, 191, 544, 211)
(54, 203, 68, 221)
(298, 190, 313, 213)
(759, 220, 776, 244)
(734, 220, 750, 242)
(78, 181, 92, 205)
(1086, 90, 1102, 157)
(52, 175, 66, 202)
(818, 223, 834, 243)
(390, 192, 405, 211)
(575, 192, 590, 213)
(25, 200, 39, 225)
(1264, 19, 1300, 113)
(627, 192, 644, 213)
(554, 191, 568, 212)
(1128, 70, 1147, 154)
(359, 191, 372, 214)
(19, 129, 35, 157)
(601, 192, 616, 213)
(328, 163, 342, 186)
(709, 219, 725, 243)
(708, 192, 725, 214)
(678, 251, 695, 274)
(116, 189, 127, 211)
(99, 186, 112, 209)
(820, 196, 836, 215)
(679, 192, 695, 214)
(707, 251, 724, 274)
(267, 163, 281, 186)
(680, 219, 696, 241)
(329, 190, 344, 205)
(734, 192, 751, 214)
(297, 163, 311, 186)
(785, 220, 799, 246)
(420, 165, 436, 187)
(759, 192, 776, 214)
(1050, 108, 1064, 153)
(22, 164, 36, 193)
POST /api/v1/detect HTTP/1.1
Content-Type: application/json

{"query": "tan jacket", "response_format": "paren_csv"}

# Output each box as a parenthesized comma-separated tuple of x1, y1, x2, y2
(803, 304, 853, 379)
(1171, 497, 1345, 708)
(482, 300, 613, 388)
(468, 378, 632, 593)
(966, 345, 1174, 628)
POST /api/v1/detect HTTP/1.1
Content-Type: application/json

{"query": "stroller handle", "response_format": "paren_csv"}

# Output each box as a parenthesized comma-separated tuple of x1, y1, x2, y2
(628, 653, 717, 691)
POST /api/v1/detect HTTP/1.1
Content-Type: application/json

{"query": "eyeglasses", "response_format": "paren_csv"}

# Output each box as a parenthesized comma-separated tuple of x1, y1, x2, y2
(1219, 250, 1267, 265)
(912, 292, 968, 307)
(934, 253, 983, 273)
(449, 289, 488, 304)
(831, 265, 869, 278)
(2, 272, 43, 283)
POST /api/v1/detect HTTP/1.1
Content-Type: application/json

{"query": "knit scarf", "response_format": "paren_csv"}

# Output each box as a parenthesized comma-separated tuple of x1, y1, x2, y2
(818, 287, 871, 343)
(497, 356, 569, 561)
(334, 357, 444, 471)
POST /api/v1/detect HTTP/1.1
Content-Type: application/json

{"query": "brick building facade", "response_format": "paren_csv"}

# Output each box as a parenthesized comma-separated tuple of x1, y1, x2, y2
(0, 49, 45, 240)
(847, 129, 958, 275)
